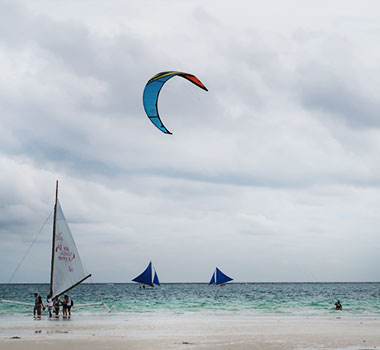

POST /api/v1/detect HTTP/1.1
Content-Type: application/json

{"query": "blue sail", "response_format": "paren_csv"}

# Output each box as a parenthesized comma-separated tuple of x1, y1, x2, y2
(153, 270, 160, 286)
(209, 272, 216, 285)
(132, 262, 153, 286)
(215, 267, 233, 285)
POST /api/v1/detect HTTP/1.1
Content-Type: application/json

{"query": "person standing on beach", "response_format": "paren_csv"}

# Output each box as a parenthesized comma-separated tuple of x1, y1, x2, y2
(38, 295, 45, 317)
(47, 294, 53, 318)
(33, 293, 40, 318)
(33, 293, 44, 319)
(62, 295, 68, 318)
(53, 297, 62, 317)
(64, 295, 73, 318)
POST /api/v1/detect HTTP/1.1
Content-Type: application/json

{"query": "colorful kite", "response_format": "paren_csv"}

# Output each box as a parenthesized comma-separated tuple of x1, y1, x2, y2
(143, 71, 208, 134)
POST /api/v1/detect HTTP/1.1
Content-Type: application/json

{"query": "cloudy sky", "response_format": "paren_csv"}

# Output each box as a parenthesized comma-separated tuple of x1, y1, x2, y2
(1, 0, 380, 283)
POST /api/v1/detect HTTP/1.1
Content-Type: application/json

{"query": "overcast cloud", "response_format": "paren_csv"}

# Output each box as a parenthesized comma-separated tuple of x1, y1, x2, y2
(1, 0, 380, 283)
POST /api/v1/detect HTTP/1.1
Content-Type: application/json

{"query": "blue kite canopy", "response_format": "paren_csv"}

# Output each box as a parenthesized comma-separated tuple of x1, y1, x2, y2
(132, 261, 160, 287)
(209, 267, 233, 285)
(142, 71, 208, 134)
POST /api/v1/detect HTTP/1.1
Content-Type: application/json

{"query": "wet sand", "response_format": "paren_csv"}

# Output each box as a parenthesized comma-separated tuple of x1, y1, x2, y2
(0, 315, 379, 349)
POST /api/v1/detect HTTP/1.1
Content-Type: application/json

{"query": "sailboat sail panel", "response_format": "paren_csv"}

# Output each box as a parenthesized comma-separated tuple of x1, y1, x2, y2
(52, 200, 90, 298)
(153, 270, 160, 286)
(209, 272, 215, 285)
(215, 267, 233, 285)
(132, 262, 153, 286)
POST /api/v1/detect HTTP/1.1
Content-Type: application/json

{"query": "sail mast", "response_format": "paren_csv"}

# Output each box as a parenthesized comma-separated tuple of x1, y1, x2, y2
(49, 180, 59, 297)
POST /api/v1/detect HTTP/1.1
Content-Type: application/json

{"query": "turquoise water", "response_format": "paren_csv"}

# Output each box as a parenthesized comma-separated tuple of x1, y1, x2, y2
(1, 283, 379, 317)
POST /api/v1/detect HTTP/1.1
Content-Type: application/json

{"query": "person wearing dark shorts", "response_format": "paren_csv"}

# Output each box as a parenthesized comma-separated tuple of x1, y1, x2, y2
(33, 293, 45, 319)
(53, 298, 62, 317)
(33, 293, 40, 319)
(62, 296, 68, 318)
(63, 295, 73, 318)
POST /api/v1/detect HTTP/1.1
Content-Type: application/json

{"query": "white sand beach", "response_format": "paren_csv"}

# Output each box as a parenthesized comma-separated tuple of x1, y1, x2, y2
(0, 315, 379, 350)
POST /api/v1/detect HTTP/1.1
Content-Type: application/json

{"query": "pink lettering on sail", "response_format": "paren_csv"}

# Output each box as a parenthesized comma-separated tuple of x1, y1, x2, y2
(55, 232, 77, 263)
(55, 232, 63, 252)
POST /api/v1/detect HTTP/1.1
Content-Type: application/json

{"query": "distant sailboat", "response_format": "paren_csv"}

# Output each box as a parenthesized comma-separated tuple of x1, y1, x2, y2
(209, 267, 233, 286)
(1, 181, 109, 310)
(132, 261, 160, 287)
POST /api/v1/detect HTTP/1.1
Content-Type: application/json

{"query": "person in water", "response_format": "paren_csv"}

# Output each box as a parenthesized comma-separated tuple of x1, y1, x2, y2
(62, 295, 68, 318)
(64, 295, 73, 318)
(47, 294, 53, 318)
(53, 297, 62, 317)
(33, 293, 45, 319)
(335, 300, 342, 310)
(33, 293, 39, 318)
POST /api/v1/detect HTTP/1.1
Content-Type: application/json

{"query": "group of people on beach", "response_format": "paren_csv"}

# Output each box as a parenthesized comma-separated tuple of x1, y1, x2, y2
(33, 293, 73, 319)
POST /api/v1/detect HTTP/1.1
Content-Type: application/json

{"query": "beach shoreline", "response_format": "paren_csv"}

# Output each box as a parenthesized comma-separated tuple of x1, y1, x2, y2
(1, 314, 379, 349)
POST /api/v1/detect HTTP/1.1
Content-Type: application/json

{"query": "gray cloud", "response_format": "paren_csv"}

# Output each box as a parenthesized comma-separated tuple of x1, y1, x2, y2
(299, 63, 380, 128)
(0, 0, 380, 282)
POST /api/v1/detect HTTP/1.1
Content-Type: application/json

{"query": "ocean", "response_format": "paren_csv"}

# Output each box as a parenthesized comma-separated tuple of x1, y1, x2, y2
(1, 283, 379, 318)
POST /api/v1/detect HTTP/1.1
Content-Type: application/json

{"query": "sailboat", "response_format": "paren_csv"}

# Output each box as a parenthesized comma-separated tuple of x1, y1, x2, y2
(209, 267, 233, 286)
(0, 181, 109, 310)
(132, 261, 160, 287)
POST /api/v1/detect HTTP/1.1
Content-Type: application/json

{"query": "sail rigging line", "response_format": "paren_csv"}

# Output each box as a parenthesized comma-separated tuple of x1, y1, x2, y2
(7, 210, 53, 284)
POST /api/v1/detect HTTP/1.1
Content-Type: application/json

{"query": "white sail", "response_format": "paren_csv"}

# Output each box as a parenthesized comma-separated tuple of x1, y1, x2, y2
(52, 200, 90, 298)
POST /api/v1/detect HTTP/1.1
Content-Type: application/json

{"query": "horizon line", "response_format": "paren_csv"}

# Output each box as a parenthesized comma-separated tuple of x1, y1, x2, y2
(1, 281, 379, 284)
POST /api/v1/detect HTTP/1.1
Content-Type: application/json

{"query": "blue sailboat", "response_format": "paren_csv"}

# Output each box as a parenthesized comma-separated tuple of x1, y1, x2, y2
(132, 261, 160, 287)
(209, 267, 233, 286)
